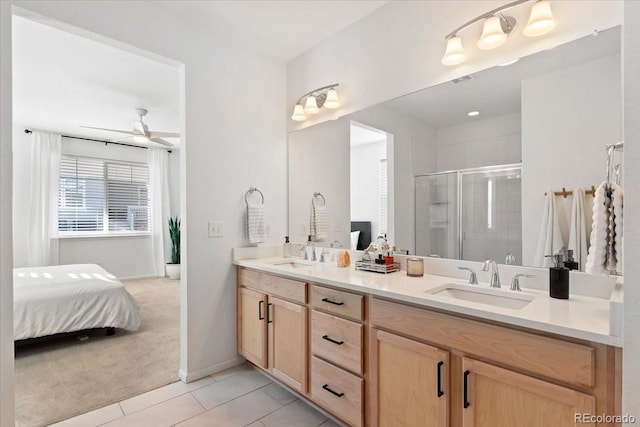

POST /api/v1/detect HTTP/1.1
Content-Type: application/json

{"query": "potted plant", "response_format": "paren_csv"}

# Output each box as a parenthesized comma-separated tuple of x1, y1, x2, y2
(166, 216, 181, 280)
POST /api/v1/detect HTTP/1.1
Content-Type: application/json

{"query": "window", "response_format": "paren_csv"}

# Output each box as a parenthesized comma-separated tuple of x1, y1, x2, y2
(379, 159, 388, 235)
(58, 156, 150, 234)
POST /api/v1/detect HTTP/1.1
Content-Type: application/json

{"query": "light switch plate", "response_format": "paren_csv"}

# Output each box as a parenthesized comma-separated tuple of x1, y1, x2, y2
(208, 221, 224, 237)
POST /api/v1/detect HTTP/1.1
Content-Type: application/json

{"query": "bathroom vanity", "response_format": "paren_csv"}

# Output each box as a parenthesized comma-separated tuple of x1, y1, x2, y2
(235, 254, 622, 427)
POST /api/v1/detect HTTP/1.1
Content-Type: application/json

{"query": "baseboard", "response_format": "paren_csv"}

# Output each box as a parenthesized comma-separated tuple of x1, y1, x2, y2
(178, 356, 245, 383)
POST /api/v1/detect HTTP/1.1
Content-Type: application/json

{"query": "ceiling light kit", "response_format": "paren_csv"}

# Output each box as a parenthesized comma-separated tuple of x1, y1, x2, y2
(291, 83, 341, 121)
(441, 0, 557, 66)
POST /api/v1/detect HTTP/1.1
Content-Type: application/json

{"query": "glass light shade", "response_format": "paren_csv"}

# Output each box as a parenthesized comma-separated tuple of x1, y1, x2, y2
(304, 95, 319, 114)
(477, 16, 507, 50)
(523, 1, 556, 37)
(441, 36, 466, 66)
(133, 135, 149, 143)
(324, 88, 340, 109)
(291, 104, 307, 121)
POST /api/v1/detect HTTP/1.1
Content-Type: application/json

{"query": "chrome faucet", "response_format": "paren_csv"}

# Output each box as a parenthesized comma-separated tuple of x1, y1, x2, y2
(482, 259, 501, 288)
(457, 267, 478, 284)
(510, 274, 535, 292)
(303, 236, 316, 262)
(319, 248, 330, 263)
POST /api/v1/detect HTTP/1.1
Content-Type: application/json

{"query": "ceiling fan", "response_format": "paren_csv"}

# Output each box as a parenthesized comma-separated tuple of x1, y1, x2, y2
(81, 108, 179, 147)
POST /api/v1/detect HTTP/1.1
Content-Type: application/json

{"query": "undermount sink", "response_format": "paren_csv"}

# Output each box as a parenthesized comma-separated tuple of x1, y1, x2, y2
(426, 283, 534, 310)
(268, 259, 315, 268)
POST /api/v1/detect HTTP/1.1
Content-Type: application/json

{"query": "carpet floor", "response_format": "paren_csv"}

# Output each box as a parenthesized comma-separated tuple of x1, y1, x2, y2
(14, 277, 180, 427)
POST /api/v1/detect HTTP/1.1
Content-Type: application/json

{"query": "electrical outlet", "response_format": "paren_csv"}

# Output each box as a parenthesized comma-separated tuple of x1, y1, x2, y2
(208, 221, 224, 237)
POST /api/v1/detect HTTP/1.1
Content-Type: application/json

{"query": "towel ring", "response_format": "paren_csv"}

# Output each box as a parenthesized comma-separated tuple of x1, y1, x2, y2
(312, 192, 326, 207)
(245, 187, 264, 206)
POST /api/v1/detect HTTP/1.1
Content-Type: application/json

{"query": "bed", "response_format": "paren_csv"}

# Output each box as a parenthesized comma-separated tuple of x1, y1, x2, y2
(351, 221, 372, 250)
(14, 263, 141, 341)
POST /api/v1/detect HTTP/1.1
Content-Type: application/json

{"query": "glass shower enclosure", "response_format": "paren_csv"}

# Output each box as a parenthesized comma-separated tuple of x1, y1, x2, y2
(415, 164, 522, 264)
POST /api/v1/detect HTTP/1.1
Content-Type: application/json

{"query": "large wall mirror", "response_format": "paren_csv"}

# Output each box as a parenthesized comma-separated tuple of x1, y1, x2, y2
(288, 26, 622, 271)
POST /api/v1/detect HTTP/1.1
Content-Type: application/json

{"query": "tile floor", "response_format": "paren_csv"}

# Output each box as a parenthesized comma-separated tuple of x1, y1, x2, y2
(50, 363, 342, 427)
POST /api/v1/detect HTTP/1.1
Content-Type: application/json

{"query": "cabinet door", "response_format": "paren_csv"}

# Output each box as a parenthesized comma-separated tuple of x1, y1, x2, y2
(372, 329, 449, 427)
(238, 287, 267, 368)
(268, 296, 308, 393)
(461, 358, 595, 427)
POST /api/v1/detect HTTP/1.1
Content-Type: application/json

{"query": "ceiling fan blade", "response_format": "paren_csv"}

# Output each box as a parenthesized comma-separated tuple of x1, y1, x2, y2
(81, 126, 134, 135)
(148, 131, 180, 138)
(133, 120, 148, 135)
(150, 137, 174, 148)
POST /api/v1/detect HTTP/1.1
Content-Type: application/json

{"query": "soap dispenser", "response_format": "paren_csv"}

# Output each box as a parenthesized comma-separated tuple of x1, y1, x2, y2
(563, 250, 579, 271)
(545, 254, 569, 299)
(283, 236, 291, 258)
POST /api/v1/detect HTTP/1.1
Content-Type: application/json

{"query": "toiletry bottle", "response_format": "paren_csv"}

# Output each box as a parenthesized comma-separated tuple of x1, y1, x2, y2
(564, 249, 579, 271)
(545, 254, 569, 299)
(283, 236, 291, 258)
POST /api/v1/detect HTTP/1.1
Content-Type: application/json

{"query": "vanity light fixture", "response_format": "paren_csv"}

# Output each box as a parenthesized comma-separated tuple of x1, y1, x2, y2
(291, 83, 341, 121)
(441, 0, 557, 66)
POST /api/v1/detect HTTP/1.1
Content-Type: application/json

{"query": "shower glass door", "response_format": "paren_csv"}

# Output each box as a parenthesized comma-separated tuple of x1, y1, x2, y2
(459, 166, 522, 263)
(415, 172, 458, 258)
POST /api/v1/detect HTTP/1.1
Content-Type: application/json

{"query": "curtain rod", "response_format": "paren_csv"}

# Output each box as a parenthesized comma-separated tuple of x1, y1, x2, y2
(24, 129, 172, 153)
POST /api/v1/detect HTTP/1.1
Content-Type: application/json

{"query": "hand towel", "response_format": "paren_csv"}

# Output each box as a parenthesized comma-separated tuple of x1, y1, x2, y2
(533, 191, 565, 268)
(568, 187, 588, 271)
(609, 183, 623, 274)
(585, 182, 609, 275)
(247, 204, 266, 244)
(310, 204, 328, 241)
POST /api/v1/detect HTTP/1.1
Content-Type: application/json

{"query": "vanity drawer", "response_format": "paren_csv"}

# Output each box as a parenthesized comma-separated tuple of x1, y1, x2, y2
(311, 310, 363, 374)
(311, 356, 363, 427)
(310, 284, 363, 321)
(237, 268, 306, 303)
(371, 297, 595, 388)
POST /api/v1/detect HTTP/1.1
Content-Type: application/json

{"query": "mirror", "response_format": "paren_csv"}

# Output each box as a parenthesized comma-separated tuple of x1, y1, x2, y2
(288, 26, 622, 270)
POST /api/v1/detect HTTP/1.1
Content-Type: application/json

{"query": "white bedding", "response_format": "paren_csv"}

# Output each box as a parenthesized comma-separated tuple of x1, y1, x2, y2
(14, 264, 141, 340)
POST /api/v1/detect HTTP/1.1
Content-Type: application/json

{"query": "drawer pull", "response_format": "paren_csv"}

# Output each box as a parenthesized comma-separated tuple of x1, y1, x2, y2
(321, 297, 344, 306)
(322, 384, 344, 398)
(437, 361, 444, 397)
(267, 303, 273, 324)
(322, 335, 344, 345)
(258, 300, 264, 320)
(463, 370, 470, 409)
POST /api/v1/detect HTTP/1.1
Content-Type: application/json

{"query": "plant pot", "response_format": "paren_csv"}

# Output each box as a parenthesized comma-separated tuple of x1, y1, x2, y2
(166, 263, 180, 280)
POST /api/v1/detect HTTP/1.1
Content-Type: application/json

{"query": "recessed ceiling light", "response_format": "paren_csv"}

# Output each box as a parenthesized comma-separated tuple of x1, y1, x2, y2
(498, 58, 519, 67)
(467, 111, 480, 117)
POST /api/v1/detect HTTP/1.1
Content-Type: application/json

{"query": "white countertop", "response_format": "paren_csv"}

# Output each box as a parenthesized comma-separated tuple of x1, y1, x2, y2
(234, 255, 622, 347)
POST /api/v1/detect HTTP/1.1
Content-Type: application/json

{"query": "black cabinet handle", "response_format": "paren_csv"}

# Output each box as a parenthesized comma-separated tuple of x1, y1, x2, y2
(437, 361, 444, 397)
(322, 335, 344, 345)
(258, 300, 264, 320)
(322, 384, 344, 398)
(463, 370, 470, 409)
(322, 297, 344, 306)
(267, 303, 273, 324)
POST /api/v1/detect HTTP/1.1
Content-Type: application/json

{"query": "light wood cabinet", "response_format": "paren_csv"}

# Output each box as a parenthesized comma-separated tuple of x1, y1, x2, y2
(371, 329, 449, 427)
(237, 287, 267, 368)
(268, 296, 308, 393)
(461, 358, 595, 427)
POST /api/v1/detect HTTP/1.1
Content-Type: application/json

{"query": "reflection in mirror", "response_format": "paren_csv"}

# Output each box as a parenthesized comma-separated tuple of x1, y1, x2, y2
(288, 26, 622, 272)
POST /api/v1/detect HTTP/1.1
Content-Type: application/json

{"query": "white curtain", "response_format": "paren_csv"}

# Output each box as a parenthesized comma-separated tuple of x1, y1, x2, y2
(148, 148, 171, 276)
(26, 131, 61, 266)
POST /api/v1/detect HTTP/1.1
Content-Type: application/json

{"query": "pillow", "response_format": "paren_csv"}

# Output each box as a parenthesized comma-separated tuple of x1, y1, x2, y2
(350, 231, 360, 250)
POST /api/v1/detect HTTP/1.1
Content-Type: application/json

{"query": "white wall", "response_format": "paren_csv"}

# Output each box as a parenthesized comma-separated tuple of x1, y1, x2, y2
(521, 54, 622, 266)
(1, 3, 287, 424)
(12, 133, 176, 278)
(350, 140, 386, 241)
(623, 1, 640, 418)
(435, 113, 522, 171)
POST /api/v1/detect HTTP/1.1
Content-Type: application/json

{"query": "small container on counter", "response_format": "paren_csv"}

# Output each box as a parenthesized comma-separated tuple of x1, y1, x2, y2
(337, 250, 351, 268)
(407, 257, 424, 277)
(283, 236, 292, 258)
(546, 254, 569, 299)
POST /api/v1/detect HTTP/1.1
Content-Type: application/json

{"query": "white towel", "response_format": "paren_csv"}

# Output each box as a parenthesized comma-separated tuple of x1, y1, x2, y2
(609, 183, 623, 274)
(533, 191, 565, 268)
(247, 204, 266, 244)
(310, 204, 328, 241)
(568, 187, 588, 271)
(585, 182, 609, 275)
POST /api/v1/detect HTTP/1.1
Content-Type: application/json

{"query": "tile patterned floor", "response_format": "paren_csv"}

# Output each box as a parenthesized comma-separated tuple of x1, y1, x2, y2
(49, 364, 342, 427)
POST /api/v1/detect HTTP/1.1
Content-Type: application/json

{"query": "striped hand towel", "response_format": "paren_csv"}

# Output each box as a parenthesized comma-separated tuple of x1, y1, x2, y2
(247, 204, 266, 244)
(310, 204, 328, 241)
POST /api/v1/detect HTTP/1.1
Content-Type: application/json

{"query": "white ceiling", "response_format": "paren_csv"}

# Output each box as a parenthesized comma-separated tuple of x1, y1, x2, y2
(351, 122, 386, 146)
(158, 1, 389, 61)
(12, 15, 181, 148)
(383, 26, 621, 129)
